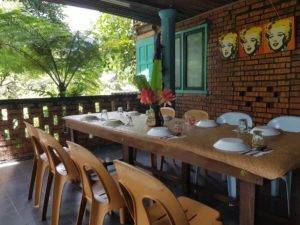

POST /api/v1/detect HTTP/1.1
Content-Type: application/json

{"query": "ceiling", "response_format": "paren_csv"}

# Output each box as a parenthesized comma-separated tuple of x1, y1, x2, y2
(45, 0, 238, 24)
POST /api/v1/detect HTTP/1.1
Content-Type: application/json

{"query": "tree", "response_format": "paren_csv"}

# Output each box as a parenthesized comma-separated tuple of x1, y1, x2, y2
(21, 0, 65, 24)
(92, 14, 136, 93)
(0, 9, 102, 97)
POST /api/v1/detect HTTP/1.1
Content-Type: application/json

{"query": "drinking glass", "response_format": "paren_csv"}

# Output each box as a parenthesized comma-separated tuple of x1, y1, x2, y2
(252, 130, 264, 149)
(117, 106, 123, 115)
(174, 120, 183, 136)
(238, 118, 248, 133)
(100, 109, 108, 121)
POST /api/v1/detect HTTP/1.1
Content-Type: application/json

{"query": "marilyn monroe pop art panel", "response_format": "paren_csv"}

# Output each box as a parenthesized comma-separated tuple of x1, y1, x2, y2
(263, 17, 295, 53)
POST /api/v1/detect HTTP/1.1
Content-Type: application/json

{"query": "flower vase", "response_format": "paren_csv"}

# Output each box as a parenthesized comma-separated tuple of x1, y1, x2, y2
(151, 104, 164, 127)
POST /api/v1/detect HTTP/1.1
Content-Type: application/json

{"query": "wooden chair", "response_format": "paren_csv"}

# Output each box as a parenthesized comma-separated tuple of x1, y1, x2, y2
(114, 160, 222, 225)
(67, 141, 126, 225)
(38, 129, 79, 225)
(183, 110, 209, 185)
(184, 109, 209, 123)
(159, 107, 176, 171)
(160, 107, 176, 118)
(133, 107, 176, 169)
(24, 122, 49, 210)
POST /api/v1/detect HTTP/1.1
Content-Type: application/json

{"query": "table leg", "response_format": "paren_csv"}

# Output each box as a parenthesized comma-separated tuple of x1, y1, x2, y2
(150, 153, 158, 170)
(70, 128, 78, 143)
(239, 180, 255, 225)
(122, 145, 134, 165)
(181, 162, 191, 194)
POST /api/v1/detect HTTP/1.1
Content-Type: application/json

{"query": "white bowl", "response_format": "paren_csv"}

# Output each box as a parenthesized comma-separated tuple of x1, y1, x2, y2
(104, 119, 123, 126)
(81, 115, 100, 121)
(196, 119, 218, 128)
(147, 127, 172, 137)
(250, 126, 280, 137)
(213, 138, 250, 152)
(127, 111, 140, 116)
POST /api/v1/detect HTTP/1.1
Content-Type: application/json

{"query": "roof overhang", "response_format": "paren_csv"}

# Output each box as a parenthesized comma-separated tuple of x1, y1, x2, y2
(45, 0, 238, 25)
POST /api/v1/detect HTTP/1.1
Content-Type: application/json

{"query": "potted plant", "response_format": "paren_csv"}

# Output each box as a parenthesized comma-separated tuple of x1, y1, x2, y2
(133, 33, 175, 126)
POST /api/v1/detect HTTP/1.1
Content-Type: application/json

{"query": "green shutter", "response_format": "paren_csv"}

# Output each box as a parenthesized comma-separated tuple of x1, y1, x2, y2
(136, 36, 155, 81)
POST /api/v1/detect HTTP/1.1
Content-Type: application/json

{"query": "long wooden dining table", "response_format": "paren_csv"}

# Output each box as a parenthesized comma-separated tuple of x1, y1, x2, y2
(63, 112, 300, 225)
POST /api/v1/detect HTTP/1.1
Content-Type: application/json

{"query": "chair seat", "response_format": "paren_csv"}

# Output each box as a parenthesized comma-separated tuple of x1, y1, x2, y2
(56, 163, 67, 176)
(40, 153, 48, 161)
(90, 173, 120, 204)
(151, 196, 221, 225)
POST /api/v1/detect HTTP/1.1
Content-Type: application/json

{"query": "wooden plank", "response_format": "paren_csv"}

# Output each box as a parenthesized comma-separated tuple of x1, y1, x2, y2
(239, 180, 256, 225)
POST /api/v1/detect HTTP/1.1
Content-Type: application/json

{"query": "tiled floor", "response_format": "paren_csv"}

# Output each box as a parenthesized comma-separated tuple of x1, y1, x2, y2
(0, 143, 299, 225)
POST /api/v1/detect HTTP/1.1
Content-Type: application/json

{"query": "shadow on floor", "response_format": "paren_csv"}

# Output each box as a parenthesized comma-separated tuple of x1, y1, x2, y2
(0, 143, 299, 225)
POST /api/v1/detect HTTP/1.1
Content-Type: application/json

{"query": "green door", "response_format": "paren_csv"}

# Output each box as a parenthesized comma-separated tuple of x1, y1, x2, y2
(136, 36, 154, 81)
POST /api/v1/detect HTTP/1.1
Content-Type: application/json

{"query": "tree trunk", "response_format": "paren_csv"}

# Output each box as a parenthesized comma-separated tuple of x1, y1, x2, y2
(58, 83, 66, 97)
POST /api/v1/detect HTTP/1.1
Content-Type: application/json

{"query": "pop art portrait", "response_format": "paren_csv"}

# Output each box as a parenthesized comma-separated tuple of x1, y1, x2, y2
(219, 32, 238, 59)
(239, 26, 263, 56)
(264, 17, 295, 52)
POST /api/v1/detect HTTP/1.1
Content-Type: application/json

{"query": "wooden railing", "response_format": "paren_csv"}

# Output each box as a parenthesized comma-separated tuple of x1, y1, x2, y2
(0, 93, 142, 162)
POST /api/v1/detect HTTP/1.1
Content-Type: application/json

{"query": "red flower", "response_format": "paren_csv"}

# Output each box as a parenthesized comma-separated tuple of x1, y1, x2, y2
(160, 89, 176, 106)
(139, 88, 156, 105)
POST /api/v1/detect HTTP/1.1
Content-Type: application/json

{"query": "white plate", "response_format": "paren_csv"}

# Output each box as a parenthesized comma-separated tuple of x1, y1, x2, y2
(196, 119, 218, 128)
(147, 127, 172, 137)
(213, 138, 250, 152)
(127, 111, 140, 116)
(250, 126, 280, 137)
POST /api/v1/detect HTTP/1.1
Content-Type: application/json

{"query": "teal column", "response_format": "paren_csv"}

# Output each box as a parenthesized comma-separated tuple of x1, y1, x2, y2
(159, 9, 177, 92)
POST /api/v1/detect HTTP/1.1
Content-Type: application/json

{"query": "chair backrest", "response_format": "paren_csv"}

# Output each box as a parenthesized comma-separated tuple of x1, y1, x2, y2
(38, 129, 78, 179)
(160, 107, 176, 118)
(267, 116, 300, 132)
(67, 141, 124, 208)
(184, 109, 209, 121)
(114, 160, 189, 225)
(24, 122, 45, 159)
(216, 112, 253, 127)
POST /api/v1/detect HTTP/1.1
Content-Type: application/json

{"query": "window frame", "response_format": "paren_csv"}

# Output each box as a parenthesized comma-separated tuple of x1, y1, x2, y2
(175, 23, 208, 94)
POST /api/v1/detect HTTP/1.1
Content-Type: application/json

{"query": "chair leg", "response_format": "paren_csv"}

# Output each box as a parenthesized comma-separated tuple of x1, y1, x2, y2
(119, 207, 126, 224)
(227, 176, 237, 199)
(282, 171, 292, 218)
(194, 166, 199, 185)
(160, 156, 165, 171)
(76, 196, 87, 225)
(42, 172, 53, 221)
(89, 204, 106, 225)
(34, 160, 48, 208)
(51, 175, 67, 225)
(28, 158, 37, 201)
(271, 179, 280, 197)
(150, 153, 157, 170)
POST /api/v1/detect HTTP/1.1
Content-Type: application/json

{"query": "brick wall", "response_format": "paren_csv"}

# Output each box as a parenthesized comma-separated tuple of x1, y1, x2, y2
(175, 0, 300, 125)
(0, 93, 141, 162)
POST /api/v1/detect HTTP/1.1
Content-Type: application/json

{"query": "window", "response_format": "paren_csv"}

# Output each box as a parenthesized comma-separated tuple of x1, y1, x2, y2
(136, 36, 155, 81)
(175, 24, 208, 93)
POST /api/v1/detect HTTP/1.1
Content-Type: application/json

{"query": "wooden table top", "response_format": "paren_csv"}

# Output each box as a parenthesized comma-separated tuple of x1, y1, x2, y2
(64, 112, 300, 180)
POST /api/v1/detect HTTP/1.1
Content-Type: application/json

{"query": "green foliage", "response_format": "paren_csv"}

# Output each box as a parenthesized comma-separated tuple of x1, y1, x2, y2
(92, 14, 136, 92)
(132, 74, 150, 91)
(21, 0, 65, 24)
(150, 59, 162, 93)
(0, 8, 101, 97)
